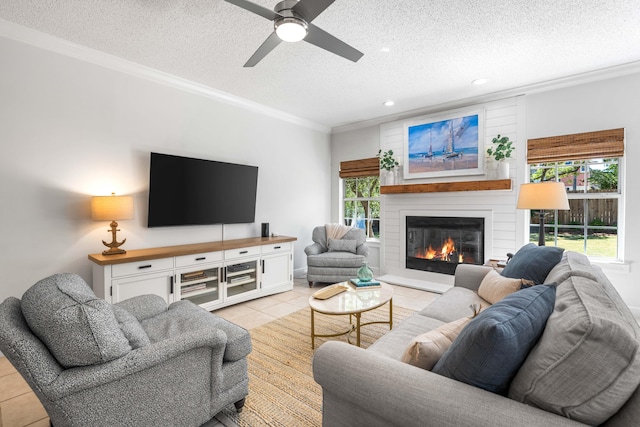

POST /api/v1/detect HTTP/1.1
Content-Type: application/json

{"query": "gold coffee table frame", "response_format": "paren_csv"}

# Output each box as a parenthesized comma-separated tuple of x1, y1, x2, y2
(308, 282, 394, 349)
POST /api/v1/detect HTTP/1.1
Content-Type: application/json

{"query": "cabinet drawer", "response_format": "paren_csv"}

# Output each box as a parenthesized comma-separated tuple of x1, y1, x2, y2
(261, 242, 291, 254)
(175, 251, 223, 268)
(111, 258, 174, 278)
(224, 246, 261, 260)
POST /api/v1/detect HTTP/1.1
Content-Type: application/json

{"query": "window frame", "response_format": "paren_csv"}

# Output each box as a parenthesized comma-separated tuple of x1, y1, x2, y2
(525, 157, 625, 262)
(341, 175, 381, 239)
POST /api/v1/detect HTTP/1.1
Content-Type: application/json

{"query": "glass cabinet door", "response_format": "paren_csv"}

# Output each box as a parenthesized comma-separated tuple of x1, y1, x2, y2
(179, 266, 221, 307)
(225, 259, 258, 299)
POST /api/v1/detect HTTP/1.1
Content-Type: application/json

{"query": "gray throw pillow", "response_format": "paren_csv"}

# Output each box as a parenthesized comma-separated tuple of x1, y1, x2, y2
(21, 273, 131, 368)
(112, 305, 151, 349)
(328, 239, 357, 254)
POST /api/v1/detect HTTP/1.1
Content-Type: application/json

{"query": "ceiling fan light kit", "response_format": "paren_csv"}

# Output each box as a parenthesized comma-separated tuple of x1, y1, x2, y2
(224, 0, 363, 67)
(275, 16, 308, 42)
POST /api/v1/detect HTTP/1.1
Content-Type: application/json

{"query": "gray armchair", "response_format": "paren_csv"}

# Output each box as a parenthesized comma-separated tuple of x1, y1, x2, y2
(0, 273, 251, 427)
(305, 225, 369, 286)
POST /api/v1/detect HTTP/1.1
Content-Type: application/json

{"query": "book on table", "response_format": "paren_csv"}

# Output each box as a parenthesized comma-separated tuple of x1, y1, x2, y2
(349, 278, 381, 288)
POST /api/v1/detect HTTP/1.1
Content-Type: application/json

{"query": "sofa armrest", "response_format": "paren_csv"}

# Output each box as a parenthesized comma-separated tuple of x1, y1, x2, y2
(356, 243, 369, 258)
(43, 328, 227, 400)
(115, 294, 168, 321)
(453, 264, 493, 292)
(313, 342, 585, 427)
(305, 242, 324, 256)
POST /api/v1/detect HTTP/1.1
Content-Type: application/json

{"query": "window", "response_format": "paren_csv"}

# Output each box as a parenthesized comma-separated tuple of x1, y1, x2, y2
(339, 157, 380, 238)
(343, 176, 380, 238)
(525, 128, 624, 260)
(527, 158, 620, 258)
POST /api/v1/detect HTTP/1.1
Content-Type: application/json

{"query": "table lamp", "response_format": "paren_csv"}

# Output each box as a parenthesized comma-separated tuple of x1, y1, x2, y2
(91, 193, 134, 255)
(517, 182, 569, 246)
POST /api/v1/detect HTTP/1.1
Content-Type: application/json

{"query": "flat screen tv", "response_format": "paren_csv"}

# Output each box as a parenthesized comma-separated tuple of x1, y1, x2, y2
(147, 152, 258, 227)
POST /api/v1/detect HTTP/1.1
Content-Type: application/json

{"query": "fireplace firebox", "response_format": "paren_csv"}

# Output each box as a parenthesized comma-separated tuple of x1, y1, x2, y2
(406, 216, 484, 275)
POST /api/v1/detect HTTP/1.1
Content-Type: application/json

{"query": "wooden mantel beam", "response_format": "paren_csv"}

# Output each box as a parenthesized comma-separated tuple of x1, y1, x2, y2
(380, 179, 512, 194)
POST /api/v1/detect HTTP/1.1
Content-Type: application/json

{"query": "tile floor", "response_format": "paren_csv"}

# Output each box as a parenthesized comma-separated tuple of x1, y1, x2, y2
(0, 278, 440, 427)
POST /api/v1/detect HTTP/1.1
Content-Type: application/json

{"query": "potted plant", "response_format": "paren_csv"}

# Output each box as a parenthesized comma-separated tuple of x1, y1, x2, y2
(486, 135, 514, 179)
(377, 149, 400, 185)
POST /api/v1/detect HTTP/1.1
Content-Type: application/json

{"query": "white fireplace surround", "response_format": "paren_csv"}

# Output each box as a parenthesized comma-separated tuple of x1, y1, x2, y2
(379, 209, 493, 293)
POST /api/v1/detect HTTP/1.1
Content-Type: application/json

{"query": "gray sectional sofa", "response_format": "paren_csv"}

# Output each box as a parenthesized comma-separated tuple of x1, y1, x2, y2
(313, 249, 640, 426)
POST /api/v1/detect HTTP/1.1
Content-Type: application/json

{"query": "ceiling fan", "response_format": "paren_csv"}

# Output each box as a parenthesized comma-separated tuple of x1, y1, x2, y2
(224, 0, 364, 67)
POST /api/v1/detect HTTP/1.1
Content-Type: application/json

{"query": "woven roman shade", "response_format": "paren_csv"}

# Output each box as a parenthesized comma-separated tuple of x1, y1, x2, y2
(339, 157, 380, 178)
(527, 128, 624, 164)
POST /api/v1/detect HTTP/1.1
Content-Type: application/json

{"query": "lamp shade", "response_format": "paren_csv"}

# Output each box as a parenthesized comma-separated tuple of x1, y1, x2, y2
(91, 194, 134, 221)
(517, 182, 570, 210)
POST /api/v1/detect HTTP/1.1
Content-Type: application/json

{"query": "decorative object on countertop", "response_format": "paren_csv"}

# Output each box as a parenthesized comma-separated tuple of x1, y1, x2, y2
(357, 261, 374, 282)
(486, 134, 514, 179)
(378, 149, 399, 185)
(91, 192, 134, 255)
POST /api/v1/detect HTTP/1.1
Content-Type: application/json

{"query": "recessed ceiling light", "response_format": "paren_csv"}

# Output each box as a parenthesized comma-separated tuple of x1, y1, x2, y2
(383, 100, 395, 107)
(472, 78, 488, 85)
(381, 47, 390, 53)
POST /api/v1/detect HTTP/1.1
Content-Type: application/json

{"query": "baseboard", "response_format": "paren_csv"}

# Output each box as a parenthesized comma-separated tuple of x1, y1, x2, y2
(293, 267, 307, 279)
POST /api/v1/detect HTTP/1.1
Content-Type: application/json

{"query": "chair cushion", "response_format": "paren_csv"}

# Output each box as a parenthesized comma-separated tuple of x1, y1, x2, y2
(112, 305, 151, 349)
(401, 316, 471, 370)
(142, 300, 251, 362)
(21, 273, 131, 368)
(306, 251, 365, 268)
(501, 243, 564, 284)
(328, 238, 357, 254)
(478, 270, 524, 304)
(432, 284, 556, 395)
(509, 274, 640, 425)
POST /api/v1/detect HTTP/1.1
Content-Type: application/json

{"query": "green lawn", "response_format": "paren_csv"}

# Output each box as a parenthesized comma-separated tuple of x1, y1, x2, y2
(529, 233, 617, 258)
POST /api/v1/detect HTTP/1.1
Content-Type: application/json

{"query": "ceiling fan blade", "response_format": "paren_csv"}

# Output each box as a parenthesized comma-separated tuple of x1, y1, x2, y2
(244, 32, 282, 67)
(224, 0, 280, 21)
(292, 0, 335, 23)
(305, 24, 363, 63)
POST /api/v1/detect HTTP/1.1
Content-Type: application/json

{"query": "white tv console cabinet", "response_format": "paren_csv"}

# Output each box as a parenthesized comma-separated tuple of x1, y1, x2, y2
(88, 236, 296, 311)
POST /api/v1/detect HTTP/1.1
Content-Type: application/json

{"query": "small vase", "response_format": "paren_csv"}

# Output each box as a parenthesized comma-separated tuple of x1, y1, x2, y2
(357, 262, 374, 282)
(385, 170, 395, 186)
(497, 161, 509, 179)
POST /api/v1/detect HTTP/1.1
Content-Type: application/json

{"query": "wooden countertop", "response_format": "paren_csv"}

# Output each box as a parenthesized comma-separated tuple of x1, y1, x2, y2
(88, 235, 297, 266)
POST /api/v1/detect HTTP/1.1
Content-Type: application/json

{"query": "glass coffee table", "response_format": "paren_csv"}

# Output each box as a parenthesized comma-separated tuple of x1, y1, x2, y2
(308, 281, 394, 349)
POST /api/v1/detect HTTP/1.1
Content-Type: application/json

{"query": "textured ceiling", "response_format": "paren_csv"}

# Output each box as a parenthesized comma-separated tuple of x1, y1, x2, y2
(1, 0, 640, 129)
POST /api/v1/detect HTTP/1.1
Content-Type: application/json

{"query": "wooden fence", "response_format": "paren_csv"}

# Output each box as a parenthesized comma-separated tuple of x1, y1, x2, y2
(556, 198, 618, 226)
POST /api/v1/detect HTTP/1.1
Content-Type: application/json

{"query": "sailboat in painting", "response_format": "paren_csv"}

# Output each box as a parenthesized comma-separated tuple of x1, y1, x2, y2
(443, 121, 466, 160)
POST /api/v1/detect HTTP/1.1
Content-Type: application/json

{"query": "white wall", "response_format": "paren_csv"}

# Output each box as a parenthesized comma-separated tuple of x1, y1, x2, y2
(526, 72, 640, 307)
(0, 35, 331, 302)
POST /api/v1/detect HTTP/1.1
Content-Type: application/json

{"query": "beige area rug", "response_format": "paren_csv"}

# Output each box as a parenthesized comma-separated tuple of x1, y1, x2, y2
(217, 305, 415, 427)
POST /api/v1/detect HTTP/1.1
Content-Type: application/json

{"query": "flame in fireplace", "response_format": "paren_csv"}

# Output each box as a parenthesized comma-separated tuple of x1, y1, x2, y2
(441, 237, 455, 261)
(415, 237, 460, 262)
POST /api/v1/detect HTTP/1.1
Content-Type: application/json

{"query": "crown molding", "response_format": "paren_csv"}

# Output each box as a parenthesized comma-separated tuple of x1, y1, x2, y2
(0, 18, 331, 134)
(332, 60, 640, 135)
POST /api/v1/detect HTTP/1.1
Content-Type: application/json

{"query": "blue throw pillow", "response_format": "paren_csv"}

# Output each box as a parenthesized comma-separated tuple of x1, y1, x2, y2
(501, 243, 564, 284)
(432, 284, 557, 395)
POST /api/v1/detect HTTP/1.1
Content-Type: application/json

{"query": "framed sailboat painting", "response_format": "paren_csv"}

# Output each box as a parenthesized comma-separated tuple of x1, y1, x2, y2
(403, 109, 485, 179)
